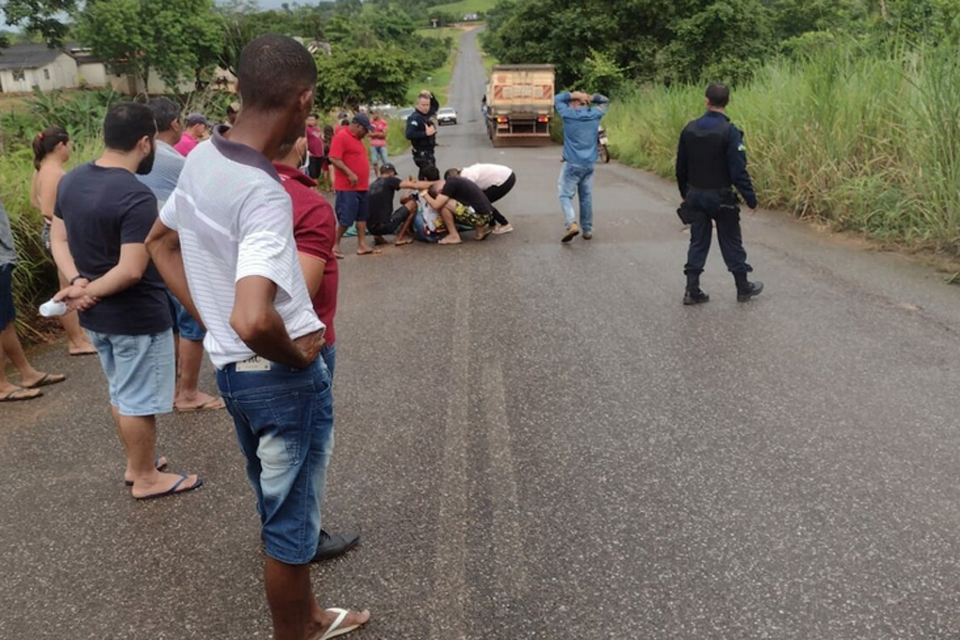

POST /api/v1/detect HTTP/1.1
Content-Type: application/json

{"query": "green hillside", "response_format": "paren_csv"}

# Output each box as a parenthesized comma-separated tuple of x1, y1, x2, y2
(430, 0, 499, 16)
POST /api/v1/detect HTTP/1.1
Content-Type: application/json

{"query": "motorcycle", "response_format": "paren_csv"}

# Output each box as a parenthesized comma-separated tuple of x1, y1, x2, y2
(598, 126, 610, 163)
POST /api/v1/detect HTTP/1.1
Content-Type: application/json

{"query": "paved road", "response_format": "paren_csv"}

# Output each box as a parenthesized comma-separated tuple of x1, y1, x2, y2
(5, 28, 960, 640)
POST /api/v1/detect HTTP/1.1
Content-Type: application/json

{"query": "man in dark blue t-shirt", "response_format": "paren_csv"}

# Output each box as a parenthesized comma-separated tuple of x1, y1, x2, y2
(51, 102, 202, 501)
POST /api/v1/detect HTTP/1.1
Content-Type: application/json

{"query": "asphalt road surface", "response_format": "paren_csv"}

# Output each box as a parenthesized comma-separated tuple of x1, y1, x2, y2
(5, 28, 960, 640)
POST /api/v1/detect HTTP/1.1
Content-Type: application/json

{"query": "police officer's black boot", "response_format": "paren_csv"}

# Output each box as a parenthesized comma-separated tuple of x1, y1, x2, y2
(734, 272, 764, 302)
(683, 273, 710, 305)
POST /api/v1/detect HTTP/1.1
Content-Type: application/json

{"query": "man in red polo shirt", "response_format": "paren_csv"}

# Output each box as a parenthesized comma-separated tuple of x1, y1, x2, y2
(329, 113, 377, 258)
(273, 135, 360, 563)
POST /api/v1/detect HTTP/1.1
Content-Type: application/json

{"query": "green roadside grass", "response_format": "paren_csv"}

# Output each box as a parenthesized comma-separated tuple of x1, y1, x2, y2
(430, 0, 499, 15)
(387, 28, 463, 155)
(480, 43, 498, 76)
(407, 29, 461, 107)
(603, 42, 960, 255)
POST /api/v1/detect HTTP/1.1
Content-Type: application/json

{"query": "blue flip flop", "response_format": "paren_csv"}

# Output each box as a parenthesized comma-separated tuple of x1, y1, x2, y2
(135, 474, 203, 501)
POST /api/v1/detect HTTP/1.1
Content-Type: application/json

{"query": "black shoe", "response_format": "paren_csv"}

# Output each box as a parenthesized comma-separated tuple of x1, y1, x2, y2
(312, 529, 360, 562)
(683, 289, 710, 305)
(736, 281, 764, 302)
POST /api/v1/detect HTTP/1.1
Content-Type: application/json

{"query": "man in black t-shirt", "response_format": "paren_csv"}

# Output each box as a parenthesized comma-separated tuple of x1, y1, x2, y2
(422, 174, 495, 244)
(366, 163, 425, 245)
(51, 102, 202, 502)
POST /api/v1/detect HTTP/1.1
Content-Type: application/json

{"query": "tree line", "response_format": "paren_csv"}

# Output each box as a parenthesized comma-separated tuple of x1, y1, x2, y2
(0, 0, 453, 109)
(481, 0, 960, 91)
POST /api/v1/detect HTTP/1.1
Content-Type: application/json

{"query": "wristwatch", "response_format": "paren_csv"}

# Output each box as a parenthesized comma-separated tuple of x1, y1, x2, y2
(69, 275, 84, 285)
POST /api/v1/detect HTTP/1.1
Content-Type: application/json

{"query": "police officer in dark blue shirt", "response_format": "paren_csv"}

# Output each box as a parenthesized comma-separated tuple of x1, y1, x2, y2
(676, 83, 763, 305)
(405, 91, 440, 179)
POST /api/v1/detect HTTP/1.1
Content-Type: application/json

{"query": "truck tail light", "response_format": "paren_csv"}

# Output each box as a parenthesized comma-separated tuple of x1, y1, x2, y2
(537, 116, 550, 123)
(496, 117, 508, 123)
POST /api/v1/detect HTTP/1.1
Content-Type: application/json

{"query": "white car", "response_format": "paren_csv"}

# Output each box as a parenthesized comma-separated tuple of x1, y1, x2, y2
(437, 107, 458, 125)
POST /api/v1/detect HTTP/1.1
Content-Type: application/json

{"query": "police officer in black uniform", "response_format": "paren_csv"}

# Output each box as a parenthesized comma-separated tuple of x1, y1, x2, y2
(676, 82, 763, 305)
(405, 91, 440, 179)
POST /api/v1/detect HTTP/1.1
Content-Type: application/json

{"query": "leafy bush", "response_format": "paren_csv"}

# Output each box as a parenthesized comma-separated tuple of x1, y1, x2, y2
(24, 88, 122, 142)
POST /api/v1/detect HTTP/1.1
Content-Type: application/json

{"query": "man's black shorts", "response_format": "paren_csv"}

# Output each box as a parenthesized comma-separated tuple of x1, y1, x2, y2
(308, 157, 324, 180)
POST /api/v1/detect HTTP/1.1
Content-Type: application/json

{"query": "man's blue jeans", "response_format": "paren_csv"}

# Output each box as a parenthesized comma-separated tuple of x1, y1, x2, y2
(216, 356, 334, 565)
(558, 162, 595, 232)
(320, 342, 336, 379)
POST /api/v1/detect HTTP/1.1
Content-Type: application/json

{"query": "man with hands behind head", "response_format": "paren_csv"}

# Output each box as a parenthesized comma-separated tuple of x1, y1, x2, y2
(554, 89, 609, 243)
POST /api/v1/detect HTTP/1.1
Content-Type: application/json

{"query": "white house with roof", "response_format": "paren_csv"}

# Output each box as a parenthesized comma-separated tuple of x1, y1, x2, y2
(0, 42, 227, 95)
(0, 43, 80, 93)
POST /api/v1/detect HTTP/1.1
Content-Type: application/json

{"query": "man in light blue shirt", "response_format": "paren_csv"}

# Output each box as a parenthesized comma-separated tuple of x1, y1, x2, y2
(554, 90, 609, 242)
(139, 97, 224, 414)
(138, 98, 186, 208)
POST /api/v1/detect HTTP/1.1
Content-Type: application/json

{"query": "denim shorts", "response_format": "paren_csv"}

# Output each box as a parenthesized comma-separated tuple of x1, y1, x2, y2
(217, 356, 334, 565)
(0, 263, 14, 331)
(369, 145, 388, 165)
(165, 291, 206, 342)
(87, 329, 176, 416)
(335, 191, 370, 227)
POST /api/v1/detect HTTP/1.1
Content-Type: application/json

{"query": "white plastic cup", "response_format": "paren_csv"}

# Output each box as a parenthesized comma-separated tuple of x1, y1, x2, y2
(39, 299, 68, 317)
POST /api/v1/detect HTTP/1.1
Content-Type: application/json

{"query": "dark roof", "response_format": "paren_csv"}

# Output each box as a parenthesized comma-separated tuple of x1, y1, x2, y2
(65, 45, 105, 65)
(0, 42, 67, 70)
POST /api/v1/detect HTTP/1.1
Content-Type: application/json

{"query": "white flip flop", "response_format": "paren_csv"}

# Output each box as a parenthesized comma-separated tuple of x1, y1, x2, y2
(320, 608, 365, 640)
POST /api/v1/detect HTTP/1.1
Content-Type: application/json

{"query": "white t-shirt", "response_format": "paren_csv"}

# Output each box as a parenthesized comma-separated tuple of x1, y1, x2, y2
(460, 163, 512, 190)
(159, 126, 323, 368)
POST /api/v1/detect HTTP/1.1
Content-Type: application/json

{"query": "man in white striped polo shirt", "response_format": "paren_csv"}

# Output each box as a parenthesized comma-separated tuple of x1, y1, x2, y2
(146, 35, 369, 640)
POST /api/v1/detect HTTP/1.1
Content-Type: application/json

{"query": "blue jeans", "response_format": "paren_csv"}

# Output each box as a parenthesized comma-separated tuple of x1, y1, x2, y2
(320, 342, 336, 379)
(87, 329, 176, 416)
(216, 356, 334, 565)
(558, 162, 595, 232)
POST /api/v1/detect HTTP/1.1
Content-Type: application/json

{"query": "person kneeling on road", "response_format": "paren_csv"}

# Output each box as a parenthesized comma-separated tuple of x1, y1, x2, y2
(367, 163, 432, 246)
(421, 167, 495, 244)
(676, 82, 763, 305)
(444, 163, 516, 234)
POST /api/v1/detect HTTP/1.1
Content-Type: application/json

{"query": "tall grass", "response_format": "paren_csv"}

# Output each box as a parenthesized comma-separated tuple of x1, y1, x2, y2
(605, 41, 960, 253)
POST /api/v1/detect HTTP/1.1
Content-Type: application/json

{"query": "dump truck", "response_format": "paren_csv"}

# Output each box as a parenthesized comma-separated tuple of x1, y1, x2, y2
(485, 64, 556, 147)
